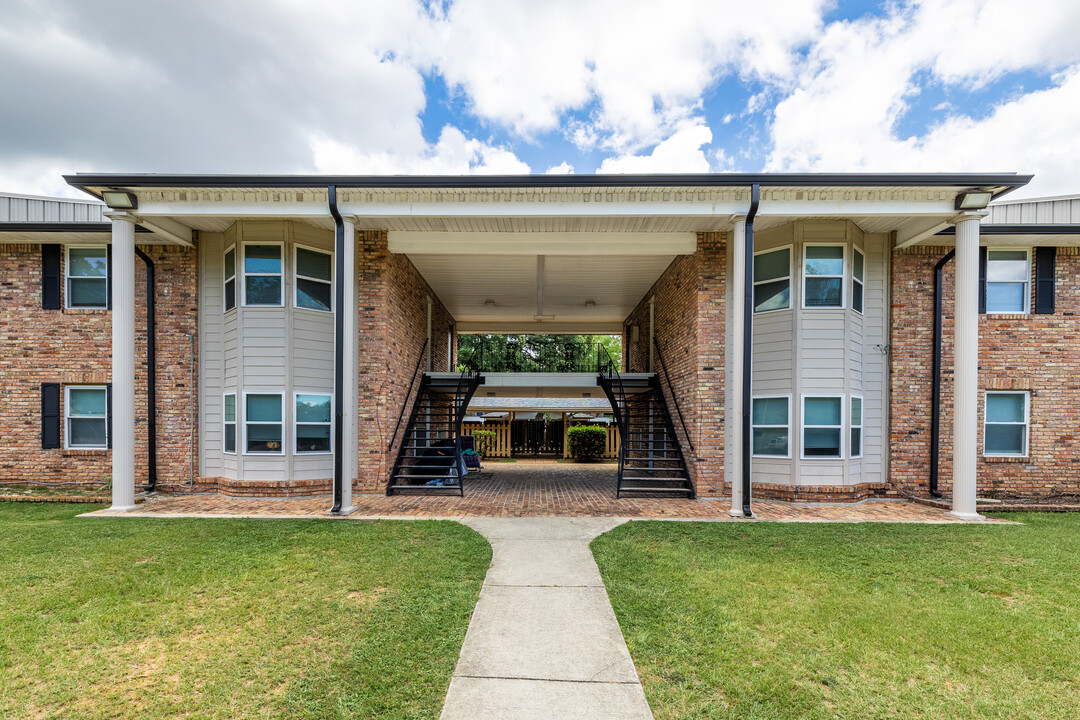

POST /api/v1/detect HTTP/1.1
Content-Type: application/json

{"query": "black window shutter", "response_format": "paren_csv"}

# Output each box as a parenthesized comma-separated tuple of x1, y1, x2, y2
(106, 383, 113, 449)
(41, 383, 61, 449)
(978, 246, 987, 314)
(106, 244, 113, 310)
(1035, 246, 1056, 314)
(42, 244, 62, 309)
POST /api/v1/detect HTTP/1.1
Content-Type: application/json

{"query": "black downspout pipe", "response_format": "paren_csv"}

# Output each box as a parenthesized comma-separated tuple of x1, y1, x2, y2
(929, 249, 955, 499)
(742, 184, 760, 517)
(329, 186, 345, 513)
(133, 246, 157, 492)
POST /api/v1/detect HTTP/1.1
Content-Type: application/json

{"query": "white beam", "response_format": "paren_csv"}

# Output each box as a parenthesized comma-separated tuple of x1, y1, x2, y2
(895, 217, 952, 249)
(536, 256, 545, 317)
(727, 216, 746, 517)
(340, 218, 359, 514)
(107, 212, 137, 512)
(135, 216, 193, 246)
(457, 321, 623, 334)
(389, 231, 697, 256)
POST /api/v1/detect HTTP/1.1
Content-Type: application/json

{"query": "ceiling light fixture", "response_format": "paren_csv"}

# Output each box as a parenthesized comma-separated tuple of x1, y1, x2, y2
(484, 299, 495, 308)
(584, 299, 596, 307)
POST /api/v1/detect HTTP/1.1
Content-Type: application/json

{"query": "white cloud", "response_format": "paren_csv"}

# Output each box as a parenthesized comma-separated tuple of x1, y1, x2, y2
(545, 162, 575, 174)
(597, 124, 712, 173)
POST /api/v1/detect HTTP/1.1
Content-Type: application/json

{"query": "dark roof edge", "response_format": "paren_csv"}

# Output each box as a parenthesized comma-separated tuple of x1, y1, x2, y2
(936, 224, 1080, 236)
(63, 172, 1033, 192)
(0, 223, 152, 233)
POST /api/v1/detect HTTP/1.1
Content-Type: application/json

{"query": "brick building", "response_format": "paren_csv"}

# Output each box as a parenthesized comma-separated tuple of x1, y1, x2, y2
(2, 174, 1076, 519)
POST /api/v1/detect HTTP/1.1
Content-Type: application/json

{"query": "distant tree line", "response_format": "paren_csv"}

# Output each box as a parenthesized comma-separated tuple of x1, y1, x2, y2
(458, 334, 622, 373)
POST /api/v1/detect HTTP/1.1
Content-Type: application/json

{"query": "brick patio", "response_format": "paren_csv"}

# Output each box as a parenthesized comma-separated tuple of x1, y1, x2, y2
(109, 462, 1007, 523)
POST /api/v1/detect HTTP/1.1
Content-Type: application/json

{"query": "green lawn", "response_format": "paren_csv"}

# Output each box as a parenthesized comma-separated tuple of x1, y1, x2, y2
(0, 504, 490, 719)
(592, 514, 1080, 720)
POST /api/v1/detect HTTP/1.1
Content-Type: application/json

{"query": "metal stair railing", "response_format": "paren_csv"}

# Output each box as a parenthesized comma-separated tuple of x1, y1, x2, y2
(387, 338, 429, 453)
(597, 342, 629, 494)
(652, 337, 695, 454)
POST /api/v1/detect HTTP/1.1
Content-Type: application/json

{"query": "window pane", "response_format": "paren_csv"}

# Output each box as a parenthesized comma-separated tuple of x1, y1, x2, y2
(853, 250, 864, 280)
(805, 277, 842, 307)
(851, 281, 864, 313)
(224, 424, 236, 453)
(224, 395, 236, 422)
(69, 248, 108, 277)
(296, 278, 332, 311)
(753, 427, 788, 456)
(804, 428, 841, 456)
(69, 278, 107, 307)
(245, 276, 281, 305)
(246, 394, 281, 422)
(244, 245, 281, 274)
(805, 246, 843, 276)
(68, 388, 106, 416)
(850, 397, 862, 426)
(987, 252, 1028, 282)
(224, 248, 235, 278)
(986, 282, 1025, 312)
(297, 248, 332, 281)
(69, 418, 107, 447)
(850, 428, 862, 457)
(296, 424, 331, 453)
(754, 249, 789, 283)
(246, 424, 282, 453)
(754, 280, 790, 313)
(804, 397, 841, 426)
(753, 397, 788, 425)
(986, 424, 1024, 455)
(224, 278, 236, 311)
(296, 394, 331, 423)
(986, 393, 1025, 423)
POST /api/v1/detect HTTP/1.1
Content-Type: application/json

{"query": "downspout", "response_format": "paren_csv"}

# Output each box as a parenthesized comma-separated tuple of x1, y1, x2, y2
(929, 249, 955, 498)
(133, 246, 157, 491)
(741, 184, 760, 517)
(328, 186, 345, 513)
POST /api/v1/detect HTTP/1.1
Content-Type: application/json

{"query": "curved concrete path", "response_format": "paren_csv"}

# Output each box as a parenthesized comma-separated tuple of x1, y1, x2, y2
(441, 517, 653, 720)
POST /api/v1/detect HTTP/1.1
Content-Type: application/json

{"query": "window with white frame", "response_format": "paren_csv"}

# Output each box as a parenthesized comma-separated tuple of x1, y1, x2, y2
(850, 396, 863, 458)
(803, 245, 844, 308)
(753, 247, 791, 313)
(752, 396, 790, 457)
(294, 246, 333, 312)
(986, 250, 1030, 314)
(851, 248, 865, 313)
(984, 391, 1029, 456)
(245, 393, 283, 453)
(66, 247, 108, 308)
(803, 396, 842, 458)
(66, 386, 107, 448)
(295, 393, 332, 453)
(223, 393, 236, 454)
(242, 244, 283, 306)
(224, 246, 236, 312)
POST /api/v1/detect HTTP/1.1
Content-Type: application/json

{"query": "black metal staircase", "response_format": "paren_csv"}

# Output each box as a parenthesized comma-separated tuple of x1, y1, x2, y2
(598, 347, 694, 498)
(387, 370, 483, 496)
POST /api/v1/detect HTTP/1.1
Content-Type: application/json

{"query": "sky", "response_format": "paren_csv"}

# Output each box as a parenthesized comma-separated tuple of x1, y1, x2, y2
(2, 0, 1079, 200)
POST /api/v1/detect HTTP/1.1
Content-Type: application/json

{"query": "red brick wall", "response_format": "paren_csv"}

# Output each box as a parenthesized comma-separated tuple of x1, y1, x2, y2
(0, 243, 198, 488)
(890, 245, 1080, 498)
(694, 232, 727, 495)
(355, 231, 455, 491)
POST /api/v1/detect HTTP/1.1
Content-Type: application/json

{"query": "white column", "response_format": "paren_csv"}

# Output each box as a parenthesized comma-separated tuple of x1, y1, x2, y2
(950, 212, 985, 520)
(340, 218, 359, 513)
(107, 212, 137, 512)
(727, 216, 746, 517)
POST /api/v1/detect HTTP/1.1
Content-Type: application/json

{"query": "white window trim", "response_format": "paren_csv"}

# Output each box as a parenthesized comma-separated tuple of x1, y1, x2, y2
(850, 395, 864, 459)
(851, 247, 865, 315)
(983, 390, 1030, 457)
(294, 391, 334, 455)
(986, 247, 1031, 315)
(223, 244, 237, 313)
(751, 394, 791, 459)
(64, 385, 108, 449)
(801, 243, 846, 310)
(242, 391, 285, 455)
(292, 244, 334, 313)
(65, 245, 109, 310)
(800, 394, 845, 460)
(752, 244, 793, 315)
(241, 242, 285, 308)
(223, 392, 237, 455)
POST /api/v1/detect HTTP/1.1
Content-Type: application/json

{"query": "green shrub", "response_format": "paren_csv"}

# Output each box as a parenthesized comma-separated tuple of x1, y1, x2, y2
(567, 424, 608, 460)
(470, 429, 497, 458)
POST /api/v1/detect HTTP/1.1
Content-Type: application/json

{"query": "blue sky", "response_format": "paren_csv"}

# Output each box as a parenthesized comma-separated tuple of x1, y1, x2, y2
(1, 0, 1079, 198)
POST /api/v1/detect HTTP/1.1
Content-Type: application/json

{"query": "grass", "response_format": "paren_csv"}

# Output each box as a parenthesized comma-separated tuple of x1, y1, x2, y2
(0, 504, 490, 719)
(592, 514, 1080, 720)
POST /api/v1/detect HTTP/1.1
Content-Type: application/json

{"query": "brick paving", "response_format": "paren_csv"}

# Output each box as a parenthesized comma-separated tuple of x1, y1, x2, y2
(113, 461, 1008, 523)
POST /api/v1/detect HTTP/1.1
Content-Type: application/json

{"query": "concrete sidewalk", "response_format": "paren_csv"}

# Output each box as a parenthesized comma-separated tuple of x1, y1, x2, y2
(441, 517, 653, 720)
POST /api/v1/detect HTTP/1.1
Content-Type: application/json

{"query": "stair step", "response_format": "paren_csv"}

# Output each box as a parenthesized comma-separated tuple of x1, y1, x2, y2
(618, 485, 693, 495)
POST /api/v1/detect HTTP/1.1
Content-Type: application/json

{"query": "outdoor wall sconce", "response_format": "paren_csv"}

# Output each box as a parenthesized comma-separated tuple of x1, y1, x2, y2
(955, 189, 993, 210)
(101, 189, 138, 210)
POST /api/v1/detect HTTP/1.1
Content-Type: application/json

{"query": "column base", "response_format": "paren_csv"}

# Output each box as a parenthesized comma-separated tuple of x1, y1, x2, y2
(103, 504, 138, 514)
(947, 510, 985, 522)
(328, 505, 358, 516)
(727, 507, 744, 518)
